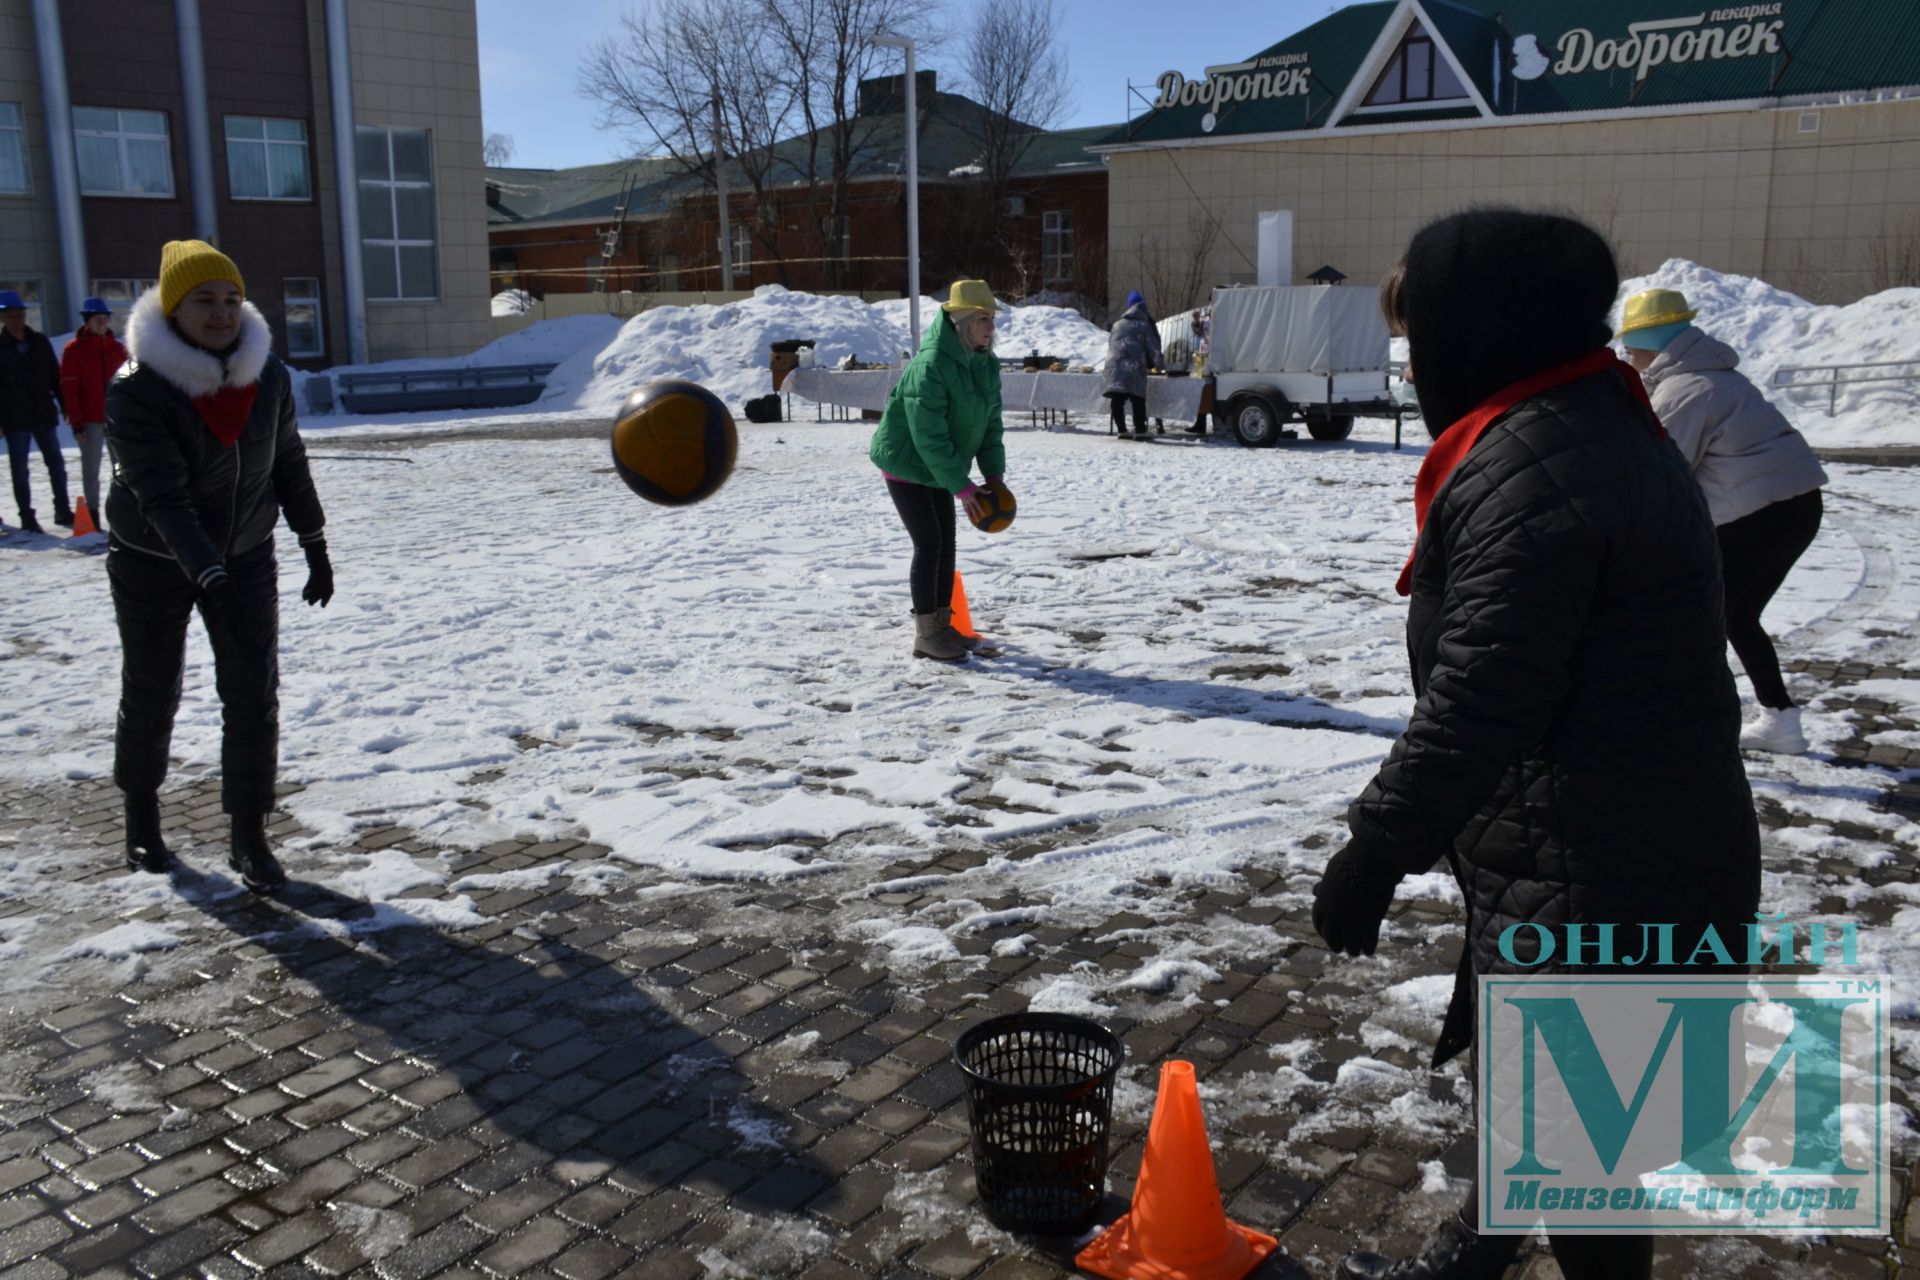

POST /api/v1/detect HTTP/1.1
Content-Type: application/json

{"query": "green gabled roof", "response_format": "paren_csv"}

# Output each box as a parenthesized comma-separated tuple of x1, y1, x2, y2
(1110, 3, 1396, 143)
(1416, 0, 1500, 105)
(1452, 0, 1920, 116)
(1100, 0, 1920, 147)
(487, 100, 1111, 232)
(1013, 124, 1117, 175)
(486, 159, 678, 226)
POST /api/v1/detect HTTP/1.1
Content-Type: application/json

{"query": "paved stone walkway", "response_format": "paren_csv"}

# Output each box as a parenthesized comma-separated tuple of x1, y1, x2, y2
(2, 669, 1916, 1280)
(2, 430, 1915, 1278)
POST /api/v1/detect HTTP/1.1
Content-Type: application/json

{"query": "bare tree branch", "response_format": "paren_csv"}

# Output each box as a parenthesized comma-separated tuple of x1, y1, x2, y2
(958, 0, 1072, 190)
(1128, 211, 1219, 315)
(578, 0, 801, 281)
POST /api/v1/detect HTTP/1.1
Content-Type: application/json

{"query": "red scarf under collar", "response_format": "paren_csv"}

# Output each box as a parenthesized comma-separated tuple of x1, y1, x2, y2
(193, 383, 258, 448)
(1395, 348, 1664, 597)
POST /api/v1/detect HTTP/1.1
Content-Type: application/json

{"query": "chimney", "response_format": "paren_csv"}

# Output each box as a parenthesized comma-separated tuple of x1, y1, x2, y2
(857, 69, 936, 117)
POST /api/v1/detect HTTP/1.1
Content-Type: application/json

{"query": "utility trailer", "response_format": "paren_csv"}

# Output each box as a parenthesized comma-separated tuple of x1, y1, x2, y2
(1204, 285, 1406, 448)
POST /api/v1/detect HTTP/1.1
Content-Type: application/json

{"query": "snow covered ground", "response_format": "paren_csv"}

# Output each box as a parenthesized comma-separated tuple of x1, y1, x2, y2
(1, 416, 1914, 989)
(2, 411, 1916, 1265)
(5, 269, 1914, 1264)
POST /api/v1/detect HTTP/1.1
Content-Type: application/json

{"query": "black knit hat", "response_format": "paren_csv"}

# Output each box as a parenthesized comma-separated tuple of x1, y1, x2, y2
(1401, 208, 1618, 438)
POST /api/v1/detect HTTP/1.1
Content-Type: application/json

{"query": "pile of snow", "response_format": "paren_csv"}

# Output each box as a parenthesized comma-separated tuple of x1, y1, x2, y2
(539, 285, 907, 415)
(537, 285, 1111, 416)
(873, 295, 1110, 367)
(1615, 259, 1920, 447)
(491, 288, 536, 317)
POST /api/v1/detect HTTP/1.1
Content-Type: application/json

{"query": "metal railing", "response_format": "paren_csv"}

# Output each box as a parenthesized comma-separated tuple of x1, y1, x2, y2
(333, 362, 561, 413)
(1771, 359, 1920, 417)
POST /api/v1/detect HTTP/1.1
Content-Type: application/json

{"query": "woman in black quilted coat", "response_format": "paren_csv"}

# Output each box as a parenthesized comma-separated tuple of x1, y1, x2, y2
(1313, 210, 1760, 1280)
(107, 241, 334, 893)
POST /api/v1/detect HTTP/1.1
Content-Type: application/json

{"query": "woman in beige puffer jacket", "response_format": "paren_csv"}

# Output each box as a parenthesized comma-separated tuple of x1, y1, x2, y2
(1621, 291, 1826, 754)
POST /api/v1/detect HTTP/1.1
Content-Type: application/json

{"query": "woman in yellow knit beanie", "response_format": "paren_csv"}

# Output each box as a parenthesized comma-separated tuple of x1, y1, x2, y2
(105, 239, 334, 891)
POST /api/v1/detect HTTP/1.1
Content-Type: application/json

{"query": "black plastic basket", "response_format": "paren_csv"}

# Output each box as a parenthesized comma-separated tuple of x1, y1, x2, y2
(953, 1012, 1124, 1234)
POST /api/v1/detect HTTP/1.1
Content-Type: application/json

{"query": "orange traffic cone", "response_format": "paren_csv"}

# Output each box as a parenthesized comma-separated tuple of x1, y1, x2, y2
(1076, 1060, 1278, 1280)
(950, 571, 977, 640)
(70, 497, 97, 537)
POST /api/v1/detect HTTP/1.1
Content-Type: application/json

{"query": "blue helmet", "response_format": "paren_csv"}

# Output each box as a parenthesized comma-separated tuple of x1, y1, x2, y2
(80, 296, 112, 317)
(0, 289, 24, 311)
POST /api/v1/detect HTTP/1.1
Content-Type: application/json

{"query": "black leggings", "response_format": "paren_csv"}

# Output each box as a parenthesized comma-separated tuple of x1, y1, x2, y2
(1717, 489, 1822, 709)
(886, 479, 956, 615)
(1108, 394, 1145, 433)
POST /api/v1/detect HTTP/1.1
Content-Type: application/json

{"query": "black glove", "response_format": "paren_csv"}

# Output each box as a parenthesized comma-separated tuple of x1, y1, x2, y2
(1312, 840, 1404, 957)
(301, 539, 334, 607)
(198, 570, 250, 646)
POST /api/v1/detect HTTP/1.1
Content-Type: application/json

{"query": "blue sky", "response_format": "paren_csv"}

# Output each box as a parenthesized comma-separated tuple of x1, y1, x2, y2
(476, 0, 1341, 170)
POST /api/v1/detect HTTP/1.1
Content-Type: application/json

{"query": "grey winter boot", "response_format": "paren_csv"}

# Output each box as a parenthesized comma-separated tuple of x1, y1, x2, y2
(913, 612, 968, 662)
(935, 606, 979, 650)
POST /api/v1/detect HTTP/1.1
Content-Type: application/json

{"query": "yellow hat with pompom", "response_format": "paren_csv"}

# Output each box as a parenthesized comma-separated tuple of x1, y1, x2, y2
(159, 240, 246, 315)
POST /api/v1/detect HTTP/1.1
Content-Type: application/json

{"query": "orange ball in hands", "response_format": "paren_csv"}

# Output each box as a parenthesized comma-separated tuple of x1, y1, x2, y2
(968, 480, 1017, 534)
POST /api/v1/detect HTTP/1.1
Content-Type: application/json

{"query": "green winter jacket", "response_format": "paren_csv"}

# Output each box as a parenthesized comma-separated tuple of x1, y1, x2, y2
(868, 312, 1005, 493)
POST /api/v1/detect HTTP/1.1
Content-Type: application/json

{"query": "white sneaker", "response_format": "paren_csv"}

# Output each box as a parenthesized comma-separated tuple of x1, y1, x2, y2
(1740, 705, 1808, 754)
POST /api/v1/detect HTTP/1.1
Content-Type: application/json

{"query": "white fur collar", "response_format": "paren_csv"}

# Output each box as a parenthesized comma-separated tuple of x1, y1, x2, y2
(125, 288, 273, 397)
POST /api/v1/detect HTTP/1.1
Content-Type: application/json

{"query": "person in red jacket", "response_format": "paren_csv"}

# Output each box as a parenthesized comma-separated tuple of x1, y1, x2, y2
(60, 296, 128, 527)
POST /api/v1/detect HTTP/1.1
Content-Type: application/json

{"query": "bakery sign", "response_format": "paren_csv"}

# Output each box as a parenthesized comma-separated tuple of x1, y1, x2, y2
(1152, 51, 1313, 111)
(1514, 3, 1785, 83)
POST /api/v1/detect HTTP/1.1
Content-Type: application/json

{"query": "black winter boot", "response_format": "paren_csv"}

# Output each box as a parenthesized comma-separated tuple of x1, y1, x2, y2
(53, 503, 73, 528)
(1340, 1215, 1522, 1280)
(229, 814, 285, 891)
(18, 510, 42, 534)
(123, 791, 175, 874)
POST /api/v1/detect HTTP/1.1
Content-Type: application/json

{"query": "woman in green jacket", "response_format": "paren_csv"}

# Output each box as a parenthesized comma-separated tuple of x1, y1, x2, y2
(869, 280, 1007, 661)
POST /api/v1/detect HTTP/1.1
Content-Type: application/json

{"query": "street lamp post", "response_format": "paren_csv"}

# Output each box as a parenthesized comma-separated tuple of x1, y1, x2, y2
(874, 33, 920, 350)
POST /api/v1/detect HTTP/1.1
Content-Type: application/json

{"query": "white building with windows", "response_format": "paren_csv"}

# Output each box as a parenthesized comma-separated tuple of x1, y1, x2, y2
(0, 0, 487, 364)
(1102, 0, 1920, 307)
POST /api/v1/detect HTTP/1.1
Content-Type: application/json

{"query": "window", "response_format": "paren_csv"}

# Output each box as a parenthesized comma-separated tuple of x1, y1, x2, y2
(1042, 210, 1074, 284)
(0, 102, 27, 194)
(0, 279, 43, 331)
(74, 107, 173, 196)
(730, 222, 753, 272)
(1362, 21, 1468, 107)
(655, 254, 679, 291)
(284, 278, 322, 357)
(225, 116, 311, 200)
(586, 252, 606, 293)
(836, 216, 851, 264)
(356, 125, 438, 301)
(89, 278, 157, 327)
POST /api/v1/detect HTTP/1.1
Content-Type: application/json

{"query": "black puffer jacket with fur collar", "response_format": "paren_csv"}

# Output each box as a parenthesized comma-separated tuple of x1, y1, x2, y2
(105, 290, 325, 587)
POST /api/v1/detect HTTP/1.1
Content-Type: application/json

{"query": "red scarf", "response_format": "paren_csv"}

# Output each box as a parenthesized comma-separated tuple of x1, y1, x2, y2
(192, 384, 258, 448)
(1395, 348, 1663, 597)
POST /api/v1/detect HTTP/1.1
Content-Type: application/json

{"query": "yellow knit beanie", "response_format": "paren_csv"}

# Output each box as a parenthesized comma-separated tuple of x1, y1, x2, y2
(159, 240, 246, 314)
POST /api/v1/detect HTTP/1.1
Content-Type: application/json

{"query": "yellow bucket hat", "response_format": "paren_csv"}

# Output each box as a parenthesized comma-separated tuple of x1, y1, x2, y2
(940, 279, 998, 314)
(159, 239, 246, 315)
(1616, 287, 1696, 338)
